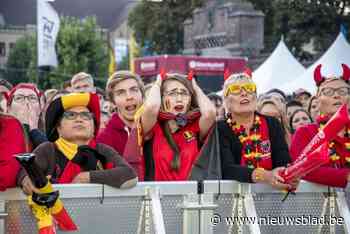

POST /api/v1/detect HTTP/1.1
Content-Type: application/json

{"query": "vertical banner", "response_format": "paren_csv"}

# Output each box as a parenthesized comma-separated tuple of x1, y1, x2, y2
(37, 0, 60, 67)
(129, 33, 139, 73)
(114, 38, 128, 65)
(108, 43, 116, 77)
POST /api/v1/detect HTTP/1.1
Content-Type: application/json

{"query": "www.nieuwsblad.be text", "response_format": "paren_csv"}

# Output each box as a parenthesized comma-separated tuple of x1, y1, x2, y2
(210, 214, 344, 226)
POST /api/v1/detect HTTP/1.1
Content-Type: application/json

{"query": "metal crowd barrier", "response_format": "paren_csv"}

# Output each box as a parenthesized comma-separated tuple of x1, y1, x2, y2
(0, 181, 350, 234)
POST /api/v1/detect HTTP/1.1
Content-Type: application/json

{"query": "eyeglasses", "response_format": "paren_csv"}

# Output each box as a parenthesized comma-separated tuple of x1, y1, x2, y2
(12, 95, 39, 103)
(320, 87, 350, 97)
(164, 90, 190, 98)
(62, 111, 94, 121)
(224, 83, 256, 97)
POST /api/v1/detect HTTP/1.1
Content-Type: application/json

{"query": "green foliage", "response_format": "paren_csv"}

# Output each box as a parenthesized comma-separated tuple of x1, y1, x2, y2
(6, 16, 109, 89)
(5, 36, 34, 85)
(247, 0, 350, 60)
(128, 0, 204, 55)
(118, 54, 130, 71)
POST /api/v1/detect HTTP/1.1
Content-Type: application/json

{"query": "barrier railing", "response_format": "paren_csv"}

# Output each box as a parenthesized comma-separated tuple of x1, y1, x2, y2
(0, 181, 349, 234)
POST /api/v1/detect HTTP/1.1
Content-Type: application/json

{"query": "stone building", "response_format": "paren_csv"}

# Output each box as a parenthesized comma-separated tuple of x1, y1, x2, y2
(0, 23, 35, 67)
(184, 0, 264, 63)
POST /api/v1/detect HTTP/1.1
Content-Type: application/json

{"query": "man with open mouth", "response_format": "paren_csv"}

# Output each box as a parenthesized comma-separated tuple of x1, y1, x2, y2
(96, 70, 145, 156)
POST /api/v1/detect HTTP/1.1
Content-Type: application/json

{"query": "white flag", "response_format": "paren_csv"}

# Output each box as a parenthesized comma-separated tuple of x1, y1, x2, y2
(37, 0, 60, 67)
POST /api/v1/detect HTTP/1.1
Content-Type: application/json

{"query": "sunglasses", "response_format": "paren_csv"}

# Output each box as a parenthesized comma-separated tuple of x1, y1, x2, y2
(224, 83, 256, 97)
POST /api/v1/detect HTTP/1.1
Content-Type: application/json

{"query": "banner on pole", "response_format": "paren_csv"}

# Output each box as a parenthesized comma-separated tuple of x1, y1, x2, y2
(37, 0, 60, 67)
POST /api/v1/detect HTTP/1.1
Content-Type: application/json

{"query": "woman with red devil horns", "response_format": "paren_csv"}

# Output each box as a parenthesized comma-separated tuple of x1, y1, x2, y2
(218, 69, 298, 191)
(290, 64, 350, 187)
(136, 70, 216, 181)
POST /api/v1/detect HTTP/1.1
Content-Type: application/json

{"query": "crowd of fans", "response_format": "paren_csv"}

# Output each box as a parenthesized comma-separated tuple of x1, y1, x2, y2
(1, 63, 350, 194)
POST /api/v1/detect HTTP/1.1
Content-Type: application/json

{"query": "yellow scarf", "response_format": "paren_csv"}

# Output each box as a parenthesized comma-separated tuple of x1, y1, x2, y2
(54, 137, 78, 161)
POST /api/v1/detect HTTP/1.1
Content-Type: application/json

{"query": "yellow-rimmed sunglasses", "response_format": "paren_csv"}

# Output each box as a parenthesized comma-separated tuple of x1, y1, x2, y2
(224, 83, 257, 97)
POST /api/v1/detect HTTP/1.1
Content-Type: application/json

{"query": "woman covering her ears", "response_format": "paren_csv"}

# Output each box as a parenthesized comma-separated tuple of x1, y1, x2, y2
(127, 70, 217, 181)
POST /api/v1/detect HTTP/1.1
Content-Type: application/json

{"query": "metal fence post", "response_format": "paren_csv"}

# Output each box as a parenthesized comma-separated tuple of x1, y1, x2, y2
(243, 194, 260, 233)
(329, 189, 336, 234)
(318, 188, 337, 234)
(182, 194, 200, 234)
(241, 184, 261, 234)
(0, 200, 6, 234)
(336, 192, 350, 234)
(199, 193, 217, 234)
(137, 187, 152, 234)
(149, 187, 166, 234)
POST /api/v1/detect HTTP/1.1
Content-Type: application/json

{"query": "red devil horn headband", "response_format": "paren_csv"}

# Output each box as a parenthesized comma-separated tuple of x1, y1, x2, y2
(187, 69, 195, 81)
(342, 63, 350, 82)
(224, 67, 252, 82)
(159, 68, 195, 81)
(243, 67, 252, 78)
(314, 64, 350, 86)
(224, 68, 231, 81)
(313, 64, 324, 86)
(160, 68, 167, 81)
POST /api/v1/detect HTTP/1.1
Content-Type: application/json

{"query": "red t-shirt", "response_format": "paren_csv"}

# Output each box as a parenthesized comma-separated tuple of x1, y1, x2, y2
(0, 115, 27, 190)
(151, 120, 200, 181)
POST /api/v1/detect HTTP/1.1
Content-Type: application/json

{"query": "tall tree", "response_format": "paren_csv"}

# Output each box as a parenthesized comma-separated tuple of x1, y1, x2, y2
(128, 0, 204, 55)
(247, 0, 350, 60)
(274, 0, 350, 59)
(5, 36, 34, 85)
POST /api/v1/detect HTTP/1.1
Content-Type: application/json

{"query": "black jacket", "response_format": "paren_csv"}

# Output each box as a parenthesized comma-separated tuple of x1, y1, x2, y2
(218, 113, 291, 183)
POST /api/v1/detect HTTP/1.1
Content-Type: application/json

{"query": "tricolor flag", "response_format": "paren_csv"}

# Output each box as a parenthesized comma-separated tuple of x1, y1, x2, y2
(37, 0, 60, 67)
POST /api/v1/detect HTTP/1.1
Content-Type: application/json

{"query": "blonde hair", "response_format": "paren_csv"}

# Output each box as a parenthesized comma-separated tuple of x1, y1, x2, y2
(71, 72, 94, 86)
(258, 98, 291, 146)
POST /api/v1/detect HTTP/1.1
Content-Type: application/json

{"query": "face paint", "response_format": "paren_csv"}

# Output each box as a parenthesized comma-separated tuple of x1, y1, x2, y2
(165, 99, 171, 112)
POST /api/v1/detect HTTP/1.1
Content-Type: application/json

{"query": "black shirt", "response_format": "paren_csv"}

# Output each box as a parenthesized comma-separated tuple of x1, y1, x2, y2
(218, 113, 291, 183)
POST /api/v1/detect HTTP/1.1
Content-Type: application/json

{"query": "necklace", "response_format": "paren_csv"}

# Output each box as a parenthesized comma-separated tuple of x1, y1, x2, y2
(227, 115, 264, 169)
(317, 114, 350, 167)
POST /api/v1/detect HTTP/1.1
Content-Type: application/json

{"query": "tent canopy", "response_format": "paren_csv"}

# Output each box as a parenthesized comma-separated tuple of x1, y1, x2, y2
(253, 38, 305, 94)
(281, 33, 350, 94)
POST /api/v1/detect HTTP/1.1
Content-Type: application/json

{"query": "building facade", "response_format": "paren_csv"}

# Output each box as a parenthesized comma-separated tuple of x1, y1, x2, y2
(0, 25, 35, 67)
(184, 0, 264, 60)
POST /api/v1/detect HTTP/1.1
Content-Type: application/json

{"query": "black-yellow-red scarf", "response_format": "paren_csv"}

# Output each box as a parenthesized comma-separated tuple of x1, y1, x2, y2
(123, 108, 204, 181)
(54, 137, 113, 183)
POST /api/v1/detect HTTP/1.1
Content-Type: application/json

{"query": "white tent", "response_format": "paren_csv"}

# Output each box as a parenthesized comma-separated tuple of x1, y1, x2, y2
(253, 38, 306, 94)
(281, 33, 350, 94)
